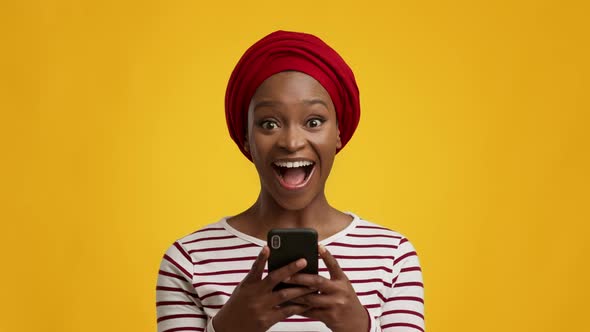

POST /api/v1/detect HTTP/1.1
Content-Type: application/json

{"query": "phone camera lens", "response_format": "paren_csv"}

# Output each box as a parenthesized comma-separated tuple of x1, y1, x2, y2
(271, 235, 281, 249)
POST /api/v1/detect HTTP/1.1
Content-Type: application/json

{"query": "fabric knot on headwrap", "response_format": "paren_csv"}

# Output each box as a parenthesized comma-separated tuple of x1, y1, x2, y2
(225, 30, 360, 161)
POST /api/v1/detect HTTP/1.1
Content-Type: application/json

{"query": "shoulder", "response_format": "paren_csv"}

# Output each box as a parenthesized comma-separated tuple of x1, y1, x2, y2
(353, 216, 422, 276)
(161, 219, 234, 257)
(173, 219, 231, 246)
(348, 214, 412, 248)
(164, 218, 261, 266)
(351, 215, 421, 262)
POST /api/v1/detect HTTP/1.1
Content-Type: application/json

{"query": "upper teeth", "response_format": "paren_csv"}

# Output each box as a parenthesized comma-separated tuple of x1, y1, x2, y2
(274, 160, 314, 168)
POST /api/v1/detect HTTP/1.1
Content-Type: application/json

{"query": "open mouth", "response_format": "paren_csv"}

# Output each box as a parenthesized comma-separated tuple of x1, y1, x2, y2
(272, 160, 315, 189)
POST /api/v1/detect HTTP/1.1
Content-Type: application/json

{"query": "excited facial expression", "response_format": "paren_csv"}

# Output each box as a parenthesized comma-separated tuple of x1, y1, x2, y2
(245, 71, 342, 211)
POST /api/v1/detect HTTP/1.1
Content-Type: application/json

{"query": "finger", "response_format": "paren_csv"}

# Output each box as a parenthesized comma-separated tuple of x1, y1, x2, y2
(263, 258, 307, 290)
(298, 307, 326, 321)
(270, 286, 318, 307)
(271, 303, 310, 321)
(289, 293, 334, 309)
(319, 244, 346, 280)
(285, 273, 337, 294)
(243, 246, 269, 283)
(289, 296, 306, 305)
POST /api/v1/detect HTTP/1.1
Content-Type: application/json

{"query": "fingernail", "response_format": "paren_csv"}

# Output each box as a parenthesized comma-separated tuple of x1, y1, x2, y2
(319, 244, 326, 254)
(297, 259, 307, 268)
(284, 276, 291, 282)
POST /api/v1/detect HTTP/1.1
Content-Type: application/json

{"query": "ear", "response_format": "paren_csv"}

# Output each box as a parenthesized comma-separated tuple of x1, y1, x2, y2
(336, 128, 342, 149)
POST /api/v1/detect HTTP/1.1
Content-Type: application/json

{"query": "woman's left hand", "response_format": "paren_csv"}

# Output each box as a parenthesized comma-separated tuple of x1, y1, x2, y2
(286, 245, 369, 332)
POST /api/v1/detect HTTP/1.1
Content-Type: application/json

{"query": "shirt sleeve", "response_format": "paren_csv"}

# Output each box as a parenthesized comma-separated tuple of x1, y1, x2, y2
(378, 237, 425, 332)
(156, 241, 208, 332)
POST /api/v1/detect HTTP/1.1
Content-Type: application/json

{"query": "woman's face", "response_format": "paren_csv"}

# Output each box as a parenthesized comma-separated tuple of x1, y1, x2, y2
(245, 71, 342, 211)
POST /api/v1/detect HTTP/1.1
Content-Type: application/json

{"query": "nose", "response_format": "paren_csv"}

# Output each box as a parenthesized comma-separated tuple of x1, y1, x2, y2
(277, 125, 305, 153)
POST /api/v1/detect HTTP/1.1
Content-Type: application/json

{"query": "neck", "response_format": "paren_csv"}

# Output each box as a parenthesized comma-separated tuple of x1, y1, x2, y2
(253, 192, 332, 228)
(237, 189, 351, 241)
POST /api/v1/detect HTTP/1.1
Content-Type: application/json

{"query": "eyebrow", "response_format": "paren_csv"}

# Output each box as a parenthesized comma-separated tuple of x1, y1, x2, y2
(253, 98, 329, 112)
(253, 100, 282, 111)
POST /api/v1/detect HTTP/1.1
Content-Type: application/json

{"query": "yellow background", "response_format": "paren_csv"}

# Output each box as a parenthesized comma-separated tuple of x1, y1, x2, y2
(1, 0, 588, 331)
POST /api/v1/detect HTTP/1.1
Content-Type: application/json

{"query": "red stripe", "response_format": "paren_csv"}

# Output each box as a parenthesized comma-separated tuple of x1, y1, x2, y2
(396, 281, 424, 288)
(194, 269, 251, 276)
(382, 322, 424, 332)
(399, 238, 409, 245)
(195, 266, 394, 275)
(156, 286, 199, 298)
(382, 309, 424, 319)
(174, 242, 193, 263)
(347, 234, 402, 239)
(385, 296, 424, 304)
(356, 225, 389, 230)
(356, 290, 386, 301)
(350, 278, 392, 287)
(156, 301, 198, 306)
(163, 255, 192, 279)
(333, 255, 394, 260)
(162, 327, 204, 332)
(365, 303, 380, 309)
(195, 256, 257, 265)
(183, 235, 236, 245)
(159, 270, 186, 281)
(188, 243, 258, 253)
(192, 227, 225, 234)
(203, 304, 223, 309)
(401, 266, 422, 273)
(320, 266, 393, 273)
(394, 251, 417, 265)
(157, 313, 206, 322)
(193, 281, 240, 287)
(200, 291, 232, 300)
(330, 242, 398, 249)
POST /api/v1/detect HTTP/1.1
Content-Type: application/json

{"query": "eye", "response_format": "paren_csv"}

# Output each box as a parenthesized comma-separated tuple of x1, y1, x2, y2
(306, 118, 324, 128)
(260, 120, 279, 130)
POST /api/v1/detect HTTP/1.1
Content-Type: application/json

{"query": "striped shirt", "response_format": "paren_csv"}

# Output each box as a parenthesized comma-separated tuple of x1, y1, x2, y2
(156, 213, 425, 332)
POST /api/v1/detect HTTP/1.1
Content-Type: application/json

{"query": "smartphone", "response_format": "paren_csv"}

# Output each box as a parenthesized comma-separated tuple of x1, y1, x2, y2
(267, 228, 318, 291)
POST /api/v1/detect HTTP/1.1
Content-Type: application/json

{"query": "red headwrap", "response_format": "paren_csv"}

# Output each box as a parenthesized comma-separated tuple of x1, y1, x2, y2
(225, 30, 360, 161)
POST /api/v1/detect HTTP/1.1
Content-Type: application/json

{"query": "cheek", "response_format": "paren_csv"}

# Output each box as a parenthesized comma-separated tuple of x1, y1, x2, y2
(312, 128, 340, 151)
(249, 132, 273, 161)
(249, 145, 269, 179)
(309, 131, 339, 174)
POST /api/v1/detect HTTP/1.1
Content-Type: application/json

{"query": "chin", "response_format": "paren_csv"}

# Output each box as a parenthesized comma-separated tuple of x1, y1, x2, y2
(263, 184, 323, 212)
(274, 196, 315, 211)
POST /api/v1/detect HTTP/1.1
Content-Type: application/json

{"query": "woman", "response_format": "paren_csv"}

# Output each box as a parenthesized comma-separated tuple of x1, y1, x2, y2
(156, 30, 425, 332)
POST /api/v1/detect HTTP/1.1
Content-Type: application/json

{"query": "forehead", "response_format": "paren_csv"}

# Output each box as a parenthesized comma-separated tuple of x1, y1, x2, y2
(251, 71, 333, 106)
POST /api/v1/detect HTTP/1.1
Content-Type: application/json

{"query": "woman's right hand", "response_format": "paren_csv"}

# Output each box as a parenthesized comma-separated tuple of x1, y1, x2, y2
(211, 246, 316, 332)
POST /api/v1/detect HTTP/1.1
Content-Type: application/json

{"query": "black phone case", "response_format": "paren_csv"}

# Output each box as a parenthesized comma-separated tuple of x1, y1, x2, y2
(267, 228, 318, 291)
